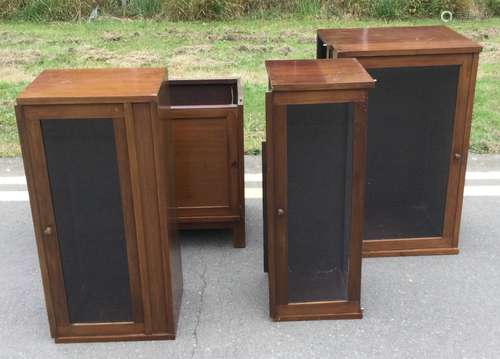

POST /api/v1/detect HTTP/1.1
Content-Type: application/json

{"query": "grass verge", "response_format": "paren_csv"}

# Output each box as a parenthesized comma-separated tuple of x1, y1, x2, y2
(0, 17, 499, 156)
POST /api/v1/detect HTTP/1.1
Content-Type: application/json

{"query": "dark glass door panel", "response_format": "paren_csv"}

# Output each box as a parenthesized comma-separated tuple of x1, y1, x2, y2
(365, 66, 458, 240)
(286, 103, 352, 303)
(41, 119, 133, 323)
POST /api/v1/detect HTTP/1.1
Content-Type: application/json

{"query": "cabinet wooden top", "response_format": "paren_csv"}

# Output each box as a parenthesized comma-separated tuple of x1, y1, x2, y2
(266, 59, 375, 92)
(317, 26, 482, 57)
(16, 68, 167, 105)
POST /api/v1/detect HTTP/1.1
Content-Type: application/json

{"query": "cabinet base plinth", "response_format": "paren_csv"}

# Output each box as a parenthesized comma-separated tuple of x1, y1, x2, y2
(274, 311, 363, 322)
(363, 247, 459, 258)
(273, 302, 363, 322)
(55, 333, 176, 344)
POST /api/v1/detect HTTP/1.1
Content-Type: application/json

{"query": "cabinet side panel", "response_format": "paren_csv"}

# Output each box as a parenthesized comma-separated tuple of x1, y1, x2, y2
(265, 92, 278, 317)
(153, 103, 183, 333)
(131, 104, 168, 333)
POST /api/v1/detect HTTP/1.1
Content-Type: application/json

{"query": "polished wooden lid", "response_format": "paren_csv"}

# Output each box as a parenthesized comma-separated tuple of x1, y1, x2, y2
(17, 68, 167, 105)
(317, 26, 482, 57)
(265, 59, 375, 92)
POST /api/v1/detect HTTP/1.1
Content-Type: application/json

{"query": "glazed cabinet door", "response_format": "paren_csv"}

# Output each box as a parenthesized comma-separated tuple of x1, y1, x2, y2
(356, 54, 476, 255)
(18, 104, 144, 340)
(271, 100, 362, 308)
(171, 108, 241, 222)
(363, 65, 460, 241)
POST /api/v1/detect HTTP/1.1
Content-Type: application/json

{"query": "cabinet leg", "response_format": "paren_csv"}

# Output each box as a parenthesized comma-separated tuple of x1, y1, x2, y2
(232, 221, 246, 248)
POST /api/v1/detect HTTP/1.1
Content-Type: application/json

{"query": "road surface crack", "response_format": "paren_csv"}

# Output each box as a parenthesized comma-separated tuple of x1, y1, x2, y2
(191, 263, 208, 359)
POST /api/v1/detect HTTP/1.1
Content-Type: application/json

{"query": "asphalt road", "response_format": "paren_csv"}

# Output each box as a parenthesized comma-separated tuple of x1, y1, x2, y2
(0, 154, 499, 359)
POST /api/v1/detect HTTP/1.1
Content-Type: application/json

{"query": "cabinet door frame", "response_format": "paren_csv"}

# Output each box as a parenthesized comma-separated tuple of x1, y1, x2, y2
(17, 104, 144, 341)
(266, 90, 367, 321)
(169, 106, 242, 223)
(349, 53, 479, 257)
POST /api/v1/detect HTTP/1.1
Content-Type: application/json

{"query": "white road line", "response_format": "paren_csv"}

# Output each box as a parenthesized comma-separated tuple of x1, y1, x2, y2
(244, 188, 263, 199)
(244, 173, 262, 182)
(0, 176, 26, 185)
(1, 171, 500, 186)
(1, 176, 500, 201)
(0, 191, 29, 201)
(463, 185, 500, 197)
(1, 187, 499, 201)
(466, 171, 500, 180)
(247, 172, 500, 182)
(243, 186, 500, 199)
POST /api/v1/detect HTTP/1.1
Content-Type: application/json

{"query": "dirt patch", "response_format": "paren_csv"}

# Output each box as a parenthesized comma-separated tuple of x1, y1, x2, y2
(480, 43, 500, 64)
(155, 28, 188, 39)
(277, 46, 292, 56)
(172, 45, 212, 56)
(78, 46, 115, 62)
(0, 67, 33, 82)
(0, 49, 42, 65)
(238, 44, 291, 55)
(205, 30, 268, 43)
(76, 46, 160, 66)
(237, 45, 274, 53)
(278, 30, 315, 44)
(164, 28, 182, 35)
(221, 31, 259, 41)
(0, 31, 41, 46)
(101, 31, 141, 42)
(102, 32, 123, 42)
(47, 38, 82, 45)
(462, 28, 500, 42)
(169, 53, 234, 70)
(108, 51, 161, 67)
(203, 30, 310, 46)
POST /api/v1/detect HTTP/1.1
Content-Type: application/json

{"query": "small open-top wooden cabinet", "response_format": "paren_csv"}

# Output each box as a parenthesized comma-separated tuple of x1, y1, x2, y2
(16, 68, 183, 343)
(317, 26, 482, 257)
(265, 59, 374, 321)
(159, 78, 245, 248)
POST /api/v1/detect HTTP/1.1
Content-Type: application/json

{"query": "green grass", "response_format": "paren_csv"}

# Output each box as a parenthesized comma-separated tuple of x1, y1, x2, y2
(0, 17, 499, 156)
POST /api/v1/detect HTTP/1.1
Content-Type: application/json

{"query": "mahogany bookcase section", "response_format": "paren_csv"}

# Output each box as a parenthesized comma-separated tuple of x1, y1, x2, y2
(317, 26, 482, 257)
(265, 59, 374, 321)
(160, 78, 245, 248)
(15, 68, 183, 343)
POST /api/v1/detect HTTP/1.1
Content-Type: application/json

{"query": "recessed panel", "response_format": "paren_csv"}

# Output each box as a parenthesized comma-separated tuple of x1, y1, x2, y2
(365, 66, 458, 240)
(42, 119, 133, 323)
(173, 118, 230, 208)
(286, 103, 352, 303)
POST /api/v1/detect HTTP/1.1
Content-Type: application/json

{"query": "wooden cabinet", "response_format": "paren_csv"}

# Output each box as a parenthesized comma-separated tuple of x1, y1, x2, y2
(16, 68, 183, 343)
(160, 79, 245, 248)
(317, 26, 482, 257)
(265, 60, 374, 320)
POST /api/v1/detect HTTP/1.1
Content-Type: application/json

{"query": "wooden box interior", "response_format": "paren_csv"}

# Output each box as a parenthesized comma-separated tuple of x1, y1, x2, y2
(160, 79, 239, 107)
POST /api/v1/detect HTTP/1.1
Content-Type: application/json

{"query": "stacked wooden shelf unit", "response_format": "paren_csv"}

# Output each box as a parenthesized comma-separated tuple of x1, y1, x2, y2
(317, 26, 482, 257)
(16, 68, 183, 343)
(161, 78, 246, 248)
(265, 59, 375, 320)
